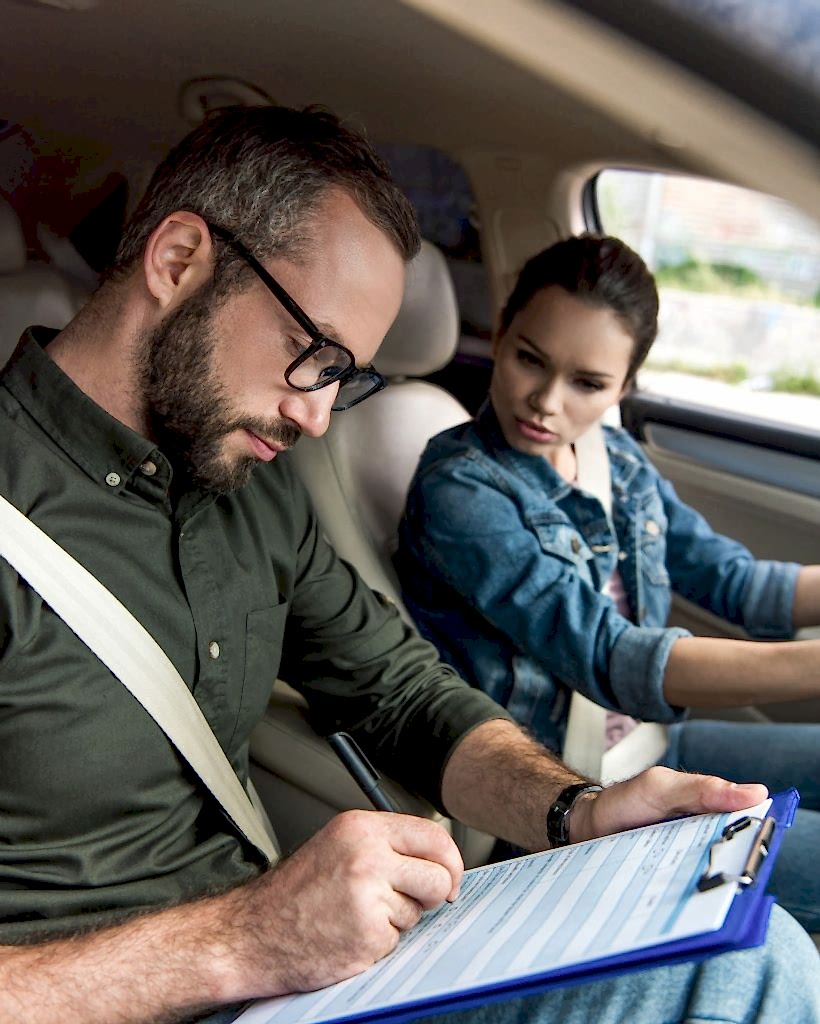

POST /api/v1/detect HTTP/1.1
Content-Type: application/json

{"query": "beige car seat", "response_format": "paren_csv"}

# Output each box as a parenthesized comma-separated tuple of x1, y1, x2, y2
(0, 196, 89, 366)
(248, 241, 497, 865)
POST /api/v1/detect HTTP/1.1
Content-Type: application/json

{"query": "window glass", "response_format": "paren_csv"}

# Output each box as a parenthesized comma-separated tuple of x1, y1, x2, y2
(596, 169, 820, 431)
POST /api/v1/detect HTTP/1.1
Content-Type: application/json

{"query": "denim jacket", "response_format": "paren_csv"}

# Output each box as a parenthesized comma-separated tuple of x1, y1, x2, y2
(395, 401, 799, 753)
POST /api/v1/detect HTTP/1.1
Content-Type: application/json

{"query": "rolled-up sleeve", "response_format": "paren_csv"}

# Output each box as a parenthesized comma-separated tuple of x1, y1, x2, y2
(608, 624, 690, 722)
(736, 559, 800, 638)
(406, 457, 687, 724)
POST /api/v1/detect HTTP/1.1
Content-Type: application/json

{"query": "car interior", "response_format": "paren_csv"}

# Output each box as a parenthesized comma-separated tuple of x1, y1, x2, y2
(3, 0, 819, 922)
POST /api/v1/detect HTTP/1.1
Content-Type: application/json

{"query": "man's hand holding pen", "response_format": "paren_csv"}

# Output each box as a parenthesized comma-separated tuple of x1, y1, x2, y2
(221, 810, 463, 996)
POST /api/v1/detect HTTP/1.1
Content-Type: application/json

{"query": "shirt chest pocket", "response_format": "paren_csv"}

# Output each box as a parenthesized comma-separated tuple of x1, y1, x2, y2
(231, 602, 289, 747)
(530, 516, 595, 585)
(637, 492, 670, 586)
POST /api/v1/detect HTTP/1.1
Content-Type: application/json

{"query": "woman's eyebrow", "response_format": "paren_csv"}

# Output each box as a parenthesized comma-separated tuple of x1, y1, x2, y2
(517, 332, 548, 357)
(516, 333, 616, 379)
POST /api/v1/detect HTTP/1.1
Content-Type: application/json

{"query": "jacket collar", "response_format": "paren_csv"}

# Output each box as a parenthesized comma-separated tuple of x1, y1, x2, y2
(473, 399, 645, 502)
(473, 399, 573, 502)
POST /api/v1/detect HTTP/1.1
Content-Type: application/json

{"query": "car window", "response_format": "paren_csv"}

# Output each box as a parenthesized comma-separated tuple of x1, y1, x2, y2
(593, 168, 820, 433)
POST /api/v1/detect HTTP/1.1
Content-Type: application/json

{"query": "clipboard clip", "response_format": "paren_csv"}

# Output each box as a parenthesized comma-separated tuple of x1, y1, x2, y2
(697, 815, 777, 893)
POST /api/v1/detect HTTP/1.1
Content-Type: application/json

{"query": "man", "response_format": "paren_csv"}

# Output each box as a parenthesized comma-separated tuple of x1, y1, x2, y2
(0, 106, 816, 1024)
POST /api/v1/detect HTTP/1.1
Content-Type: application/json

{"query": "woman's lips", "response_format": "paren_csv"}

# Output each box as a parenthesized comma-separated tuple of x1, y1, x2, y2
(245, 430, 282, 462)
(515, 418, 558, 443)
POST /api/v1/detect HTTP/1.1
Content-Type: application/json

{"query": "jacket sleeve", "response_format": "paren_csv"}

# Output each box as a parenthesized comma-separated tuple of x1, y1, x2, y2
(621, 435, 801, 640)
(403, 454, 688, 724)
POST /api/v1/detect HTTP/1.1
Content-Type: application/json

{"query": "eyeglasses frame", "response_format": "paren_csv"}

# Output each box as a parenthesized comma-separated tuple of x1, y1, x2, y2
(207, 223, 387, 411)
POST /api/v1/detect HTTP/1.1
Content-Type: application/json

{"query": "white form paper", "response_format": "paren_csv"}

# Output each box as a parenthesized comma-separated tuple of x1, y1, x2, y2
(236, 800, 771, 1024)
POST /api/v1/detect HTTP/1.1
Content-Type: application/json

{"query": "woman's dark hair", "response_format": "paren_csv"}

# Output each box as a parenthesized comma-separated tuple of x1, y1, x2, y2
(110, 104, 420, 290)
(499, 234, 659, 381)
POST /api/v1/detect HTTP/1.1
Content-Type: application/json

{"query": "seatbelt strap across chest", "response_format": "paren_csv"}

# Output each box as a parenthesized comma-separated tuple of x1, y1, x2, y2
(560, 424, 611, 778)
(0, 492, 278, 866)
(561, 425, 668, 783)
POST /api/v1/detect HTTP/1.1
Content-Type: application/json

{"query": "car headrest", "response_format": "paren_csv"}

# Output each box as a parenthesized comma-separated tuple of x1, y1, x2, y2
(0, 195, 26, 274)
(376, 239, 459, 379)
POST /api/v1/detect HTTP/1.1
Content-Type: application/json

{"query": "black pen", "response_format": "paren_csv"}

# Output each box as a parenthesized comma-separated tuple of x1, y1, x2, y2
(328, 731, 399, 812)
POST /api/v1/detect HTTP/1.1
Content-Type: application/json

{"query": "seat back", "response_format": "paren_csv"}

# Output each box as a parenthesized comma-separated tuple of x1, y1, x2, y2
(0, 196, 89, 366)
(289, 241, 471, 616)
(250, 242, 494, 864)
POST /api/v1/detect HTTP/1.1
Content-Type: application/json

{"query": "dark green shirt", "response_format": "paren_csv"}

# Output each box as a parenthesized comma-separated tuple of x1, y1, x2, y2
(0, 329, 507, 942)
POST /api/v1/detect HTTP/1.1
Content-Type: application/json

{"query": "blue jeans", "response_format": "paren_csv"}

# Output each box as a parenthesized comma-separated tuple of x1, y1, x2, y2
(661, 719, 820, 933)
(199, 905, 819, 1023)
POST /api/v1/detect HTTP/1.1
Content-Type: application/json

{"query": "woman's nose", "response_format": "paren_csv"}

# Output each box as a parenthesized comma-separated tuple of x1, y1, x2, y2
(530, 377, 560, 415)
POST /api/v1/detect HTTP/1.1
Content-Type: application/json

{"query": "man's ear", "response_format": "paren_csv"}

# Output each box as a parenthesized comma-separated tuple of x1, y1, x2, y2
(143, 213, 214, 310)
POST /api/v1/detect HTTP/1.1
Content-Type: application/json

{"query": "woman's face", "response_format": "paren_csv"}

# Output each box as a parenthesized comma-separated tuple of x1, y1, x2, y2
(490, 285, 634, 463)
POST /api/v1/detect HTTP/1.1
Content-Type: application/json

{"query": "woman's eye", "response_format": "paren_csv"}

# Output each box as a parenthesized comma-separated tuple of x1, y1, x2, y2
(516, 349, 541, 367)
(576, 378, 605, 392)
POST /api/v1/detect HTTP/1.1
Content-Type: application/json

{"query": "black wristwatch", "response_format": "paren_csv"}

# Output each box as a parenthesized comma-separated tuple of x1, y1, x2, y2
(546, 783, 603, 848)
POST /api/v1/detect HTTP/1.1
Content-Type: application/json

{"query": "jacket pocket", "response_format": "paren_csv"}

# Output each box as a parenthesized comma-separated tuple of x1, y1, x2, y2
(530, 514, 595, 584)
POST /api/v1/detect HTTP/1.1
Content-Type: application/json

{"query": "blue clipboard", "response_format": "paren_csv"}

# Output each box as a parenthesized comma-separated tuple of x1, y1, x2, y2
(331, 789, 799, 1024)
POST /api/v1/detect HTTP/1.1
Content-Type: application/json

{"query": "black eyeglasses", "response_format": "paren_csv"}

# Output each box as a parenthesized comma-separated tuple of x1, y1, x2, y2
(208, 224, 386, 411)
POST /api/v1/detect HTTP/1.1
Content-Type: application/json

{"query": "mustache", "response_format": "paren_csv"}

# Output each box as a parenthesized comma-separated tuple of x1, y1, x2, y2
(227, 417, 302, 450)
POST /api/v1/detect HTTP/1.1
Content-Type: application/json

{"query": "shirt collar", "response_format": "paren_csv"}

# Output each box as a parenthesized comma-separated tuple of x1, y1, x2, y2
(2, 328, 170, 499)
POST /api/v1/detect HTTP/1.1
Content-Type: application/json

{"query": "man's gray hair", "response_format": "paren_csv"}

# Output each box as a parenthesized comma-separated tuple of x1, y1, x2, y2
(111, 105, 420, 286)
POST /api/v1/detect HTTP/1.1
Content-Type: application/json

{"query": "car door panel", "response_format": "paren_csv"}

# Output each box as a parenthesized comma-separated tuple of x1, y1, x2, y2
(624, 392, 820, 723)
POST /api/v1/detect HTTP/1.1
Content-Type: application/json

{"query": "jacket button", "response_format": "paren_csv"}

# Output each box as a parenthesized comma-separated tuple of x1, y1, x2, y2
(645, 519, 660, 537)
(571, 537, 581, 554)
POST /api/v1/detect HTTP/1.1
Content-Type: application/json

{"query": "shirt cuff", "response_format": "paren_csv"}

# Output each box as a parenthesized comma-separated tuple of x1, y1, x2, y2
(739, 560, 800, 640)
(609, 625, 691, 723)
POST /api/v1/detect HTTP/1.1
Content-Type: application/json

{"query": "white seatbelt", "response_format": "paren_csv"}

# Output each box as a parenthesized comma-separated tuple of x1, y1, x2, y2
(563, 425, 668, 783)
(0, 492, 278, 865)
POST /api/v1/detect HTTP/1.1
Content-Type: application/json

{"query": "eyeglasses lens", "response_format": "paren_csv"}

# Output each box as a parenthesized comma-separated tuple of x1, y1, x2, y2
(288, 346, 352, 389)
(332, 372, 383, 411)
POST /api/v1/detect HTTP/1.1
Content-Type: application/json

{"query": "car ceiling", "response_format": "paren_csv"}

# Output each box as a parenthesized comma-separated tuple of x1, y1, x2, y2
(2, 0, 819, 214)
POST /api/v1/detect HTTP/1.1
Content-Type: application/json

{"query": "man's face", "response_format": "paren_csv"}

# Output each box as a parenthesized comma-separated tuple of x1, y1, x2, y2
(140, 191, 406, 493)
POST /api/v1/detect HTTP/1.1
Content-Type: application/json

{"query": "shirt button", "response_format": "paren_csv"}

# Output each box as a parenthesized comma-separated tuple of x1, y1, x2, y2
(105, 472, 121, 487)
(208, 641, 221, 660)
(140, 459, 158, 477)
(645, 519, 660, 537)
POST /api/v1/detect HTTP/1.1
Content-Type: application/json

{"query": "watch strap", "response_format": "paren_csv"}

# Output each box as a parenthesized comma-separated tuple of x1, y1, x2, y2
(546, 782, 603, 847)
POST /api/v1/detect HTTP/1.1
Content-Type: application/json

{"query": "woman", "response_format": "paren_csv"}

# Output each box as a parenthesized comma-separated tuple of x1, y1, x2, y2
(395, 233, 820, 930)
